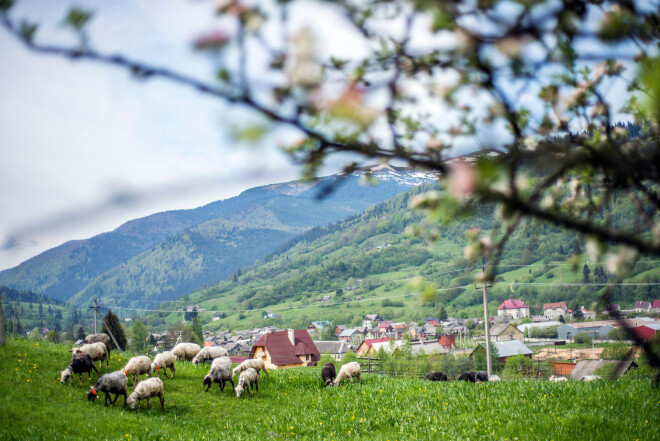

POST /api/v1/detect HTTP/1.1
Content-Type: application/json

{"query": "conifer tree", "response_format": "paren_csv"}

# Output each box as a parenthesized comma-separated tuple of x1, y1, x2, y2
(102, 310, 127, 350)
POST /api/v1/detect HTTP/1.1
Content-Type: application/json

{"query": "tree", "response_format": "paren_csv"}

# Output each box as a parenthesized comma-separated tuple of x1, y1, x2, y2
(582, 264, 591, 284)
(102, 310, 127, 351)
(558, 315, 565, 324)
(190, 316, 203, 344)
(438, 305, 448, 321)
(2, 0, 659, 378)
(0, 298, 5, 346)
(74, 324, 86, 341)
(573, 307, 585, 322)
(131, 320, 149, 351)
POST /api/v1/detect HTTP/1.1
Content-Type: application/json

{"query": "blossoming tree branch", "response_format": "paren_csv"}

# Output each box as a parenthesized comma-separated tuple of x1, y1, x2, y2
(1, 0, 659, 374)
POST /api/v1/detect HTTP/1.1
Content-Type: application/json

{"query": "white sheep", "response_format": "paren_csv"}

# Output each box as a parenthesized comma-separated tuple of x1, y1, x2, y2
(83, 333, 112, 360)
(123, 355, 153, 384)
(232, 358, 269, 379)
(71, 342, 108, 369)
(126, 377, 165, 410)
(151, 352, 176, 379)
(203, 356, 234, 393)
(191, 346, 228, 365)
(333, 361, 361, 386)
(170, 342, 201, 361)
(580, 375, 601, 382)
(549, 375, 568, 382)
(234, 367, 259, 398)
(488, 375, 501, 382)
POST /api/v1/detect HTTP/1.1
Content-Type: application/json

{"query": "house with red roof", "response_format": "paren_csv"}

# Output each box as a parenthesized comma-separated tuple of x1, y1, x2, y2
(653, 300, 660, 313)
(497, 299, 530, 320)
(249, 329, 320, 370)
(542, 302, 569, 320)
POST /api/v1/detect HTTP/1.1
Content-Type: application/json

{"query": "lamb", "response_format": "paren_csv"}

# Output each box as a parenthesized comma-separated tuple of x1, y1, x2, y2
(191, 346, 229, 365)
(151, 351, 176, 379)
(170, 342, 201, 361)
(333, 361, 361, 386)
(549, 375, 568, 382)
(87, 370, 128, 406)
(60, 353, 99, 385)
(234, 367, 259, 398)
(126, 377, 165, 410)
(123, 355, 153, 385)
(321, 362, 336, 386)
(71, 342, 108, 369)
(488, 375, 501, 382)
(580, 375, 601, 382)
(232, 358, 269, 379)
(83, 333, 112, 361)
(424, 372, 448, 382)
(203, 356, 234, 393)
(475, 371, 489, 382)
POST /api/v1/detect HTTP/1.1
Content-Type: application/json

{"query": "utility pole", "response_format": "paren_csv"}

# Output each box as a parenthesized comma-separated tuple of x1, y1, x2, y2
(90, 298, 99, 334)
(476, 265, 493, 377)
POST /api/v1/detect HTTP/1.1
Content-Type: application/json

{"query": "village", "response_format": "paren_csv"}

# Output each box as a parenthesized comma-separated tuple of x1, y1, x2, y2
(143, 298, 660, 380)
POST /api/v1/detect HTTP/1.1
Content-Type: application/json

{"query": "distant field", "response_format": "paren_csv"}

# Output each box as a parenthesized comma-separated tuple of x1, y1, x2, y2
(1, 338, 658, 441)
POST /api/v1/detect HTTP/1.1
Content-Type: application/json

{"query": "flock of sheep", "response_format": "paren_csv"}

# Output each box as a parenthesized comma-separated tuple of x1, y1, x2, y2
(59, 335, 282, 410)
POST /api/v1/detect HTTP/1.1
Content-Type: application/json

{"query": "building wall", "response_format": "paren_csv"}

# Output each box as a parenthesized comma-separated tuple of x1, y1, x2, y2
(493, 327, 524, 342)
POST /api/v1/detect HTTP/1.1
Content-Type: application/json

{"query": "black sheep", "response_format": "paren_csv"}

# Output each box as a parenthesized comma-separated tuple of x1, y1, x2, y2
(321, 362, 336, 386)
(60, 353, 99, 385)
(475, 371, 489, 382)
(458, 372, 477, 382)
(424, 372, 448, 382)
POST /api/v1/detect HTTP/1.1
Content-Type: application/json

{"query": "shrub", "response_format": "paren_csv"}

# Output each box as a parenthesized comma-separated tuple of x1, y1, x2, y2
(574, 332, 593, 344)
(601, 343, 632, 360)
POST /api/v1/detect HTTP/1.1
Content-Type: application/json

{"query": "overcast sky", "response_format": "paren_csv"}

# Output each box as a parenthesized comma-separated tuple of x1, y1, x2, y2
(0, 0, 312, 271)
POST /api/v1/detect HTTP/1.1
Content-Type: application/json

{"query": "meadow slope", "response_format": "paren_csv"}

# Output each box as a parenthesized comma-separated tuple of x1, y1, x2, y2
(1, 338, 659, 441)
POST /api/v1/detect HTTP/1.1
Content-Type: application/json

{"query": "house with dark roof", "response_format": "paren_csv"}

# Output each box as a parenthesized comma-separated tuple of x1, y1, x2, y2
(314, 340, 352, 361)
(469, 340, 533, 368)
(497, 299, 530, 320)
(362, 314, 384, 328)
(249, 329, 320, 369)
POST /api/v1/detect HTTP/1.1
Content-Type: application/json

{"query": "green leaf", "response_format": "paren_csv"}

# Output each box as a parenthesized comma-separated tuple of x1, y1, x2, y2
(0, 0, 15, 13)
(63, 7, 93, 31)
(19, 21, 38, 44)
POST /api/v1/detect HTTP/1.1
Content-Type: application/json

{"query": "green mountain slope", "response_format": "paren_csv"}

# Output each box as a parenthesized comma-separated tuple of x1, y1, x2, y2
(136, 183, 660, 331)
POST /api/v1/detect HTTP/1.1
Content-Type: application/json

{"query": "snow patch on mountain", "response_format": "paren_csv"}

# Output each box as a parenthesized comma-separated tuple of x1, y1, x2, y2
(351, 164, 438, 187)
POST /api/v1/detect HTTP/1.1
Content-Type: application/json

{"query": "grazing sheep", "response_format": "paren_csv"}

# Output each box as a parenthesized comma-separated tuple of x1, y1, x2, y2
(580, 375, 601, 382)
(123, 356, 153, 385)
(170, 342, 201, 361)
(232, 358, 269, 379)
(83, 333, 112, 360)
(203, 356, 234, 393)
(234, 368, 259, 398)
(87, 370, 128, 406)
(549, 375, 568, 382)
(126, 377, 165, 410)
(475, 371, 489, 382)
(458, 372, 476, 382)
(60, 353, 99, 385)
(71, 342, 108, 369)
(191, 346, 229, 365)
(424, 372, 448, 382)
(333, 361, 361, 386)
(488, 375, 501, 382)
(151, 351, 176, 379)
(321, 362, 336, 386)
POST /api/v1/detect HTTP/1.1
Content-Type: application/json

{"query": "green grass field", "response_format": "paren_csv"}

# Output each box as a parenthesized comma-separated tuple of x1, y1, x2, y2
(1, 338, 659, 440)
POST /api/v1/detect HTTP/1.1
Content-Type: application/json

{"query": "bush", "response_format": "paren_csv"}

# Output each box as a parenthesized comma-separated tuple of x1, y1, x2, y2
(501, 354, 533, 379)
(601, 343, 632, 360)
(574, 332, 593, 344)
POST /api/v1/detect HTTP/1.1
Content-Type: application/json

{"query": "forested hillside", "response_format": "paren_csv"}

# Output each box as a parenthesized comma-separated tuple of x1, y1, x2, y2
(136, 180, 660, 331)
